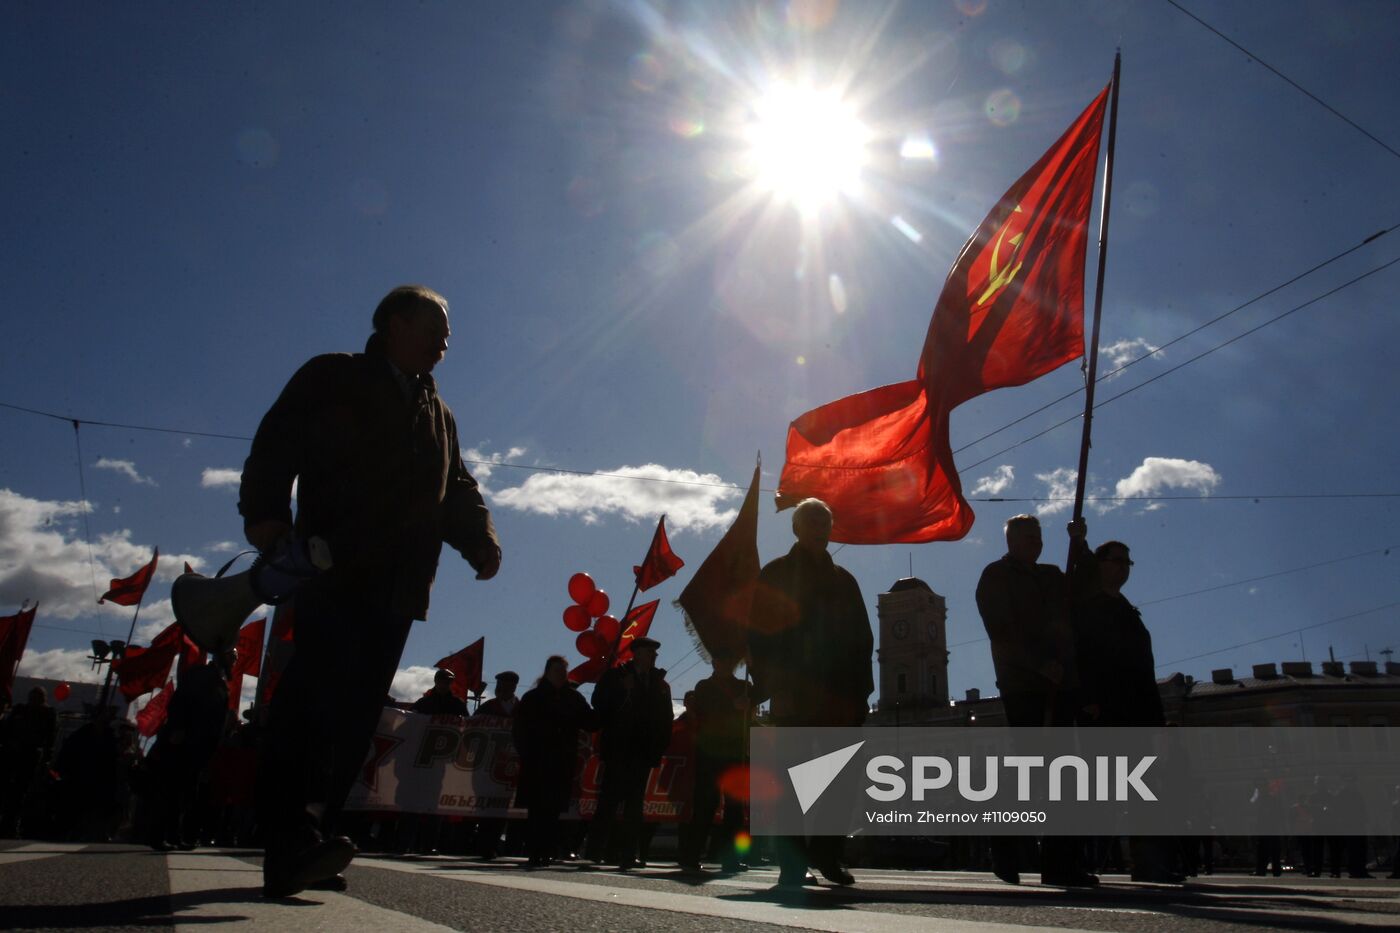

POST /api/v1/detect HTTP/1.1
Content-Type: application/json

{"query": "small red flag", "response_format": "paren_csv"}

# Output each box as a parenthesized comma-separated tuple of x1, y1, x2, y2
(435, 637, 485, 700)
(633, 515, 685, 592)
(101, 549, 159, 606)
(777, 85, 1110, 544)
(136, 680, 175, 737)
(227, 618, 266, 710)
(1, 604, 40, 700)
(568, 600, 659, 684)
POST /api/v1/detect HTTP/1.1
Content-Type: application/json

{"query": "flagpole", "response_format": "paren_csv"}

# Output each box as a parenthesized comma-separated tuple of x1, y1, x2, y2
(1068, 51, 1122, 567)
(97, 593, 145, 712)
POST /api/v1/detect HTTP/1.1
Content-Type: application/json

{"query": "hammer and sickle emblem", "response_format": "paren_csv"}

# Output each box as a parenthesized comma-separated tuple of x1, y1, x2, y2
(976, 203, 1026, 307)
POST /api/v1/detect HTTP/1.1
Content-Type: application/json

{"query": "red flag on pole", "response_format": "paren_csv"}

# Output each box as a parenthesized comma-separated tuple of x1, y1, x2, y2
(435, 637, 485, 700)
(633, 515, 685, 592)
(112, 623, 183, 700)
(568, 599, 659, 684)
(136, 679, 175, 737)
(101, 549, 159, 606)
(0, 604, 39, 700)
(227, 617, 266, 710)
(776, 85, 1110, 544)
(677, 461, 760, 661)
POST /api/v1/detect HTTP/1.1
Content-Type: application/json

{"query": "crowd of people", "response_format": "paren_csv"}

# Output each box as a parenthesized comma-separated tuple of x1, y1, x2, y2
(4, 285, 1398, 899)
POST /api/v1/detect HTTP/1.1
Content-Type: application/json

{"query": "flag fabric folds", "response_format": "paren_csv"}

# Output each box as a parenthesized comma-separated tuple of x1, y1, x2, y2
(136, 679, 175, 737)
(677, 461, 761, 662)
(112, 622, 184, 700)
(633, 515, 685, 592)
(776, 85, 1110, 544)
(1, 604, 39, 700)
(568, 599, 659, 684)
(101, 549, 160, 606)
(226, 617, 266, 711)
(435, 637, 485, 701)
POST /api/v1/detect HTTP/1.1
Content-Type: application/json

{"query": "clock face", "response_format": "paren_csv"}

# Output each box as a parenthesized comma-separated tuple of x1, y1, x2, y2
(892, 620, 909, 639)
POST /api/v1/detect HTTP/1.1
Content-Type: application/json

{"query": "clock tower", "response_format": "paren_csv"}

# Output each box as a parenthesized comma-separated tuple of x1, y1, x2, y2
(876, 577, 949, 711)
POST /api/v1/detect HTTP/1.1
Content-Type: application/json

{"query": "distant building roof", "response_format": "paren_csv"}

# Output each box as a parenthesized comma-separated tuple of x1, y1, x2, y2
(887, 577, 933, 594)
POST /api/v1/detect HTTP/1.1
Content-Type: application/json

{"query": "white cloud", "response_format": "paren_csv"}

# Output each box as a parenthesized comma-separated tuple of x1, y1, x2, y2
(14, 647, 104, 684)
(462, 446, 528, 492)
(392, 665, 438, 701)
(95, 458, 157, 486)
(0, 488, 201, 623)
(1113, 457, 1221, 502)
(205, 540, 242, 554)
(1100, 337, 1162, 378)
(201, 468, 242, 489)
(492, 462, 740, 533)
(1034, 467, 1078, 516)
(970, 465, 1015, 496)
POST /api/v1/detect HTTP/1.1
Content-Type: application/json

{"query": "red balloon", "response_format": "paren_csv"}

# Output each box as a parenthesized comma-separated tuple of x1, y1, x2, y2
(562, 605, 591, 632)
(593, 614, 620, 644)
(585, 589, 610, 617)
(568, 572, 596, 605)
(576, 630, 605, 660)
(53, 682, 71, 703)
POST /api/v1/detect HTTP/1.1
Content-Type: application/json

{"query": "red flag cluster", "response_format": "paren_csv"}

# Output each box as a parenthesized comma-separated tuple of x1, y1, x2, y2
(136, 679, 175, 737)
(226, 618, 266, 711)
(776, 86, 1110, 543)
(633, 516, 684, 591)
(112, 621, 185, 701)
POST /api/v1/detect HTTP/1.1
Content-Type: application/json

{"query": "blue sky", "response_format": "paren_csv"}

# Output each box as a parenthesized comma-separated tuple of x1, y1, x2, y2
(3, 0, 1398, 712)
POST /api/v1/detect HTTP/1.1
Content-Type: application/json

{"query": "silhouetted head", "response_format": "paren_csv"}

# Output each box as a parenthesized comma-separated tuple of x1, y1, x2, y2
(1095, 540, 1133, 594)
(792, 498, 833, 555)
(1004, 514, 1042, 565)
(374, 285, 450, 376)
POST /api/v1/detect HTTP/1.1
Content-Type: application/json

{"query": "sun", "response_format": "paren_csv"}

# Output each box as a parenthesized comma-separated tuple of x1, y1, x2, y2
(743, 82, 870, 213)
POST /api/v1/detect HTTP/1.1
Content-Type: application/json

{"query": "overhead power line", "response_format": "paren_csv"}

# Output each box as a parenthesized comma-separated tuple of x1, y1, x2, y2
(959, 252, 1400, 472)
(1165, 0, 1400, 162)
(1153, 600, 1400, 670)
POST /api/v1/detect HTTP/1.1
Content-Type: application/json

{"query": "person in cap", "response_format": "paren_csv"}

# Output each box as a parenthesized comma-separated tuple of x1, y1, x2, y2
(412, 668, 468, 717)
(586, 636, 672, 869)
(512, 656, 598, 866)
(477, 671, 520, 718)
(239, 284, 500, 896)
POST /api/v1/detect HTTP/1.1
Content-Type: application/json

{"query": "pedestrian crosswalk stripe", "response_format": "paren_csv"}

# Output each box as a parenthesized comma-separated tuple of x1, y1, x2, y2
(355, 856, 1097, 933)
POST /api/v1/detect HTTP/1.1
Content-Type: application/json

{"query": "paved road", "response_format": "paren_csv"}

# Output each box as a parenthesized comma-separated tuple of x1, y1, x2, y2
(3, 840, 1397, 931)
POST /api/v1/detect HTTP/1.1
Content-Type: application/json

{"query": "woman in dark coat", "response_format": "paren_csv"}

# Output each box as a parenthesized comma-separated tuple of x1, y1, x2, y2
(512, 656, 597, 867)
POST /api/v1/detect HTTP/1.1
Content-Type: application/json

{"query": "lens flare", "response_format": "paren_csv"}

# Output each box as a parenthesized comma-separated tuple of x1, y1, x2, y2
(984, 88, 1022, 127)
(734, 831, 753, 856)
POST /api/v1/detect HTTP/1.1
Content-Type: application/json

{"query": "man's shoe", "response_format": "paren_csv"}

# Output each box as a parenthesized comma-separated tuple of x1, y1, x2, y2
(1042, 871, 1100, 888)
(994, 867, 1021, 885)
(263, 836, 357, 898)
(677, 859, 702, 873)
(818, 863, 856, 886)
(307, 874, 348, 892)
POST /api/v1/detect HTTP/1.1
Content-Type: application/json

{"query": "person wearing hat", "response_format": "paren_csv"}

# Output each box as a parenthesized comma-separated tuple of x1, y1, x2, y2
(413, 669, 469, 717)
(477, 671, 520, 718)
(586, 636, 672, 869)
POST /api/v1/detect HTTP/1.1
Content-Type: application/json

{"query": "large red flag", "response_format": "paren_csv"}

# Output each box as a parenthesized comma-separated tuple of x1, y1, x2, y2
(435, 637, 484, 701)
(0, 604, 39, 700)
(227, 617, 266, 710)
(569, 600, 659, 684)
(112, 622, 183, 700)
(633, 515, 685, 592)
(136, 679, 175, 738)
(777, 86, 1110, 544)
(677, 461, 760, 661)
(101, 549, 160, 606)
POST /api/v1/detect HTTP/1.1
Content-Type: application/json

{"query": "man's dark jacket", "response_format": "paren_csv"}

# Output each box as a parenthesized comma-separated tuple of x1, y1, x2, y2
(592, 661, 672, 766)
(749, 544, 873, 726)
(412, 688, 468, 717)
(238, 334, 498, 620)
(1074, 592, 1165, 726)
(975, 552, 1093, 699)
(512, 681, 596, 812)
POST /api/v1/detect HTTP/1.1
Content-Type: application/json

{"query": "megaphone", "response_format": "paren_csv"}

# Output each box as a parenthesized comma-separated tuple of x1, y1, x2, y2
(173, 536, 332, 653)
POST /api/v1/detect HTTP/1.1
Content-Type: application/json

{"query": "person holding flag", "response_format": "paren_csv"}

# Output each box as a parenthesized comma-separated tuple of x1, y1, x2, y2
(239, 284, 501, 897)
